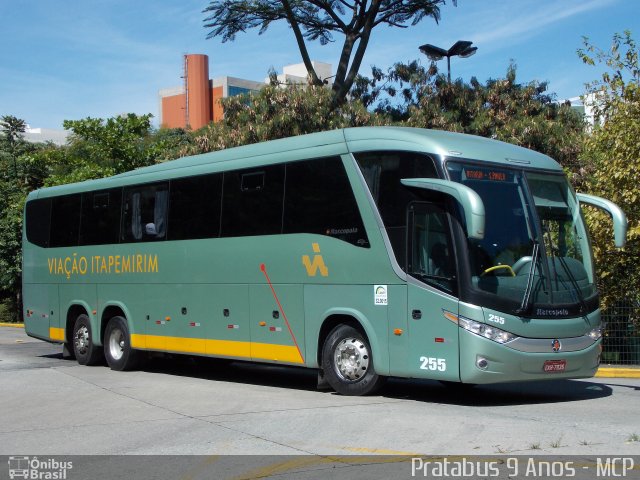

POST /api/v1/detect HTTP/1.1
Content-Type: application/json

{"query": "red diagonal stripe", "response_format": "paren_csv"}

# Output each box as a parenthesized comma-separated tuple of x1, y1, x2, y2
(260, 263, 305, 363)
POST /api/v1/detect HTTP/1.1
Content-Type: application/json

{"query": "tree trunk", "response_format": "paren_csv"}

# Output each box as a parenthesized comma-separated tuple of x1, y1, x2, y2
(281, 0, 323, 86)
(332, 1, 381, 105)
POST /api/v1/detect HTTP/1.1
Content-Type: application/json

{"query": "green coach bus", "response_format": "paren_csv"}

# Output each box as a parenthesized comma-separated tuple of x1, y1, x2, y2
(22, 127, 627, 395)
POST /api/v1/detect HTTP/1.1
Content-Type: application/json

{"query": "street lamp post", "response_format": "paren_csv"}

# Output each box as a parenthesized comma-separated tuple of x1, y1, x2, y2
(419, 40, 477, 83)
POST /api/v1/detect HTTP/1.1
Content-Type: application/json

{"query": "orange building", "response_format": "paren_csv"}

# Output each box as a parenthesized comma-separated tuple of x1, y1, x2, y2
(159, 54, 264, 130)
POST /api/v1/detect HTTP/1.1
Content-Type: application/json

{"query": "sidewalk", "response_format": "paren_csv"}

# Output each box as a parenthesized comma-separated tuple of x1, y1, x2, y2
(2, 323, 639, 378)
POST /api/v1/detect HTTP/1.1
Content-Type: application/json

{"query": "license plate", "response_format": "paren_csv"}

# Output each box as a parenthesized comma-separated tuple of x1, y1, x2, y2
(543, 360, 567, 372)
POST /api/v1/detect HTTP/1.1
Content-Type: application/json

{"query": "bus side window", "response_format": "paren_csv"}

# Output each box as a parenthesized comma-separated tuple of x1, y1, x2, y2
(408, 203, 456, 294)
(354, 151, 438, 265)
(220, 165, 285, 238)
(168, 173, 222, 240)
(121, 183, 169, 243)
(79, 188, 122, 246)
(50, 194, 81, 248)
(283, 157, 369, 247)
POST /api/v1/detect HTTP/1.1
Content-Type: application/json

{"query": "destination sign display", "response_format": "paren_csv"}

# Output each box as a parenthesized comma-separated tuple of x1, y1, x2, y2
(463, 167, 513, 182)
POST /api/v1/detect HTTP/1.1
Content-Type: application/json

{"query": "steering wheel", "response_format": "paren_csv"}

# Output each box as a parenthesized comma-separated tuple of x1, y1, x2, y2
(512, 256, 533, 275)
(481, 265, 516, 277)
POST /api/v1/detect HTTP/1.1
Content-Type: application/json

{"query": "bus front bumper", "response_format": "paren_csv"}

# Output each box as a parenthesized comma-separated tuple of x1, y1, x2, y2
(458, 329, 601, 384)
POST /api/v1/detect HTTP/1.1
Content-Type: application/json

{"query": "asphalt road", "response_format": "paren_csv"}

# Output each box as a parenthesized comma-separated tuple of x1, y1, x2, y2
(1, 326, 639, 457)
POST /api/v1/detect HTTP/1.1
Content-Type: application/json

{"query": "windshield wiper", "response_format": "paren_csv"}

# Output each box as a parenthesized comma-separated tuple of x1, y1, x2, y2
(516, 242, 540, 316)
(548, 244, 588, 314)
(540, 225, 588, 314)
(410, 272, 455, 294)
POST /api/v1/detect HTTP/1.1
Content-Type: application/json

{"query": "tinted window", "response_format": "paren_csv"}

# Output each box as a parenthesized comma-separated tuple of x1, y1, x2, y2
(169, 173, 222, 240)
(25, 198, 51, 247)
(355, 151, 438, 265)
(121, 183, 169, 243)
(221, 165, 285, 237)
(49, 194, 81, 248)
(79, 188, 122, 245)
(284, 157, 369, 247)
(408, 202, 456, 294)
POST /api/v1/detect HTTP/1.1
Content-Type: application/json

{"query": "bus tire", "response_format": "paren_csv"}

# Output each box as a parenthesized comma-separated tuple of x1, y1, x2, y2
(104, 316, 139, 371)
(321, 324, 386, 396)
(72, 314, 103, 366)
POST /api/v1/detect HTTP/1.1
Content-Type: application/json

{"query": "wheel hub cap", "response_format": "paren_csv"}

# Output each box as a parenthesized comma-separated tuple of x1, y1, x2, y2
(334, 337, 369, 381)
(109, 329, 125, 361)
(74, 326, 89, 354)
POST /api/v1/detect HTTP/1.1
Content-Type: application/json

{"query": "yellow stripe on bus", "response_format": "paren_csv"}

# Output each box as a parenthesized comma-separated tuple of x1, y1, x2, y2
(49, 327, 65, 341)
(130, 334, 303, 364)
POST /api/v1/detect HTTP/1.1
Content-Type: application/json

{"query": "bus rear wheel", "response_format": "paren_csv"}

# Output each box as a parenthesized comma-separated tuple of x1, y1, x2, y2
(104, 316, 139, 371)
(72, 314, 103, 366)
(321, 324, 385, 396)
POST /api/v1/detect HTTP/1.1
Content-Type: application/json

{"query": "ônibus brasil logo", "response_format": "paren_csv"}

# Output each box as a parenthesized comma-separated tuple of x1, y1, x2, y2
(8, 456, 73, 480)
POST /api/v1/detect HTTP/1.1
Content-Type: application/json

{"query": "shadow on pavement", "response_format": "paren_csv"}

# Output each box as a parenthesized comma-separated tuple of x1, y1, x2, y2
(135, 354, 613, 406)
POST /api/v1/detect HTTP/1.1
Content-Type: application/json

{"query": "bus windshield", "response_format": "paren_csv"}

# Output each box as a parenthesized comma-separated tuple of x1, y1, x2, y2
(447, 162, 596, 317)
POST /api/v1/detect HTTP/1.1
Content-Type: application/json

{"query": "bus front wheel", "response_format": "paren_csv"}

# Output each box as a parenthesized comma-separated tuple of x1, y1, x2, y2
(104, 316, 139, 371)
(321, 324, 385, 396)
(72, 314, 103, 366)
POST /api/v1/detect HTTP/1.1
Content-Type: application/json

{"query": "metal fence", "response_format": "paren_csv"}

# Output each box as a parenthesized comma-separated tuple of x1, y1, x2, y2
(601, 298, 640, 365)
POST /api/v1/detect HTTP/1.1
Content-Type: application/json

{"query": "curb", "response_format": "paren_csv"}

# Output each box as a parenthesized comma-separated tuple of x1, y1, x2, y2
(595, 367, 640, 378)
(0, 322, 24, 328)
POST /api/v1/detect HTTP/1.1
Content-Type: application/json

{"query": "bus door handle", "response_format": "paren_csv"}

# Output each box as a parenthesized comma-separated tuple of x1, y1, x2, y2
(412, 310, 422, 320)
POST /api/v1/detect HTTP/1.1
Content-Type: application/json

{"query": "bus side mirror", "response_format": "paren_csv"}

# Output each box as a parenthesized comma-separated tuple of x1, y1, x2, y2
(401, 178, 485, 240)
(576, 193, 628, 248)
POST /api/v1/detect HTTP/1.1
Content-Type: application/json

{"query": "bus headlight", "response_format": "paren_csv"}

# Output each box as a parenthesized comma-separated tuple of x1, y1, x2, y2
(587, 326, 603, 341)
(458, 317, 518, 344)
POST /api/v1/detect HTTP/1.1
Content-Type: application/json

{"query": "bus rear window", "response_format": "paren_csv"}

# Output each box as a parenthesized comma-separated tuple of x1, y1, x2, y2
(25, 198, 51, 248)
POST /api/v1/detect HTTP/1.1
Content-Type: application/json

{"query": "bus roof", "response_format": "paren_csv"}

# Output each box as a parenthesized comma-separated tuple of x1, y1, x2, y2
(28, 127, 562, 199)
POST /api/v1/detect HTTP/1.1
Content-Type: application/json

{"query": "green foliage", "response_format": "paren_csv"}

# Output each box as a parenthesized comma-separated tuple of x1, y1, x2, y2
(148, 127, 196, 162)
(0, 115, 27, 150)
(0, 300, 14, 323)
(184, 84, 385, 154)
(63, 113, 156, 173)
(353, 61, 586, 179)
(0, 187, 25, 322)
(0, 191, 25, 293)
(579, 32, 640, 310)
(578, 30, 640, 123)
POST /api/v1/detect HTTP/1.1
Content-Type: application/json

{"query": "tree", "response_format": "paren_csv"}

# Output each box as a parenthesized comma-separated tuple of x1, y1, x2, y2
(578, 31, 640, 311)
(184, 82, 385, 155)
(352, 61, 586, 177)
(0, 115, 29, 321)
(0, 187, 25, 322)
(63, 113, 156, 174)
(1, 115, 28, 177)
(0, 115, 27, 151)
(203, 0, 452, 104)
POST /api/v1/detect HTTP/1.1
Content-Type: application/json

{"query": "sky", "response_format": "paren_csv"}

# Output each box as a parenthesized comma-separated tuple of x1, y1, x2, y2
(1, 0, 639, 130)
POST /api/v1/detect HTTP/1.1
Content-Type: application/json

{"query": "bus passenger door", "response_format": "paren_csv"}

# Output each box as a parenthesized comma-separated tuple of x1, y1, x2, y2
(250, 284, 305, 365)
(406, 202, 460, 382)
